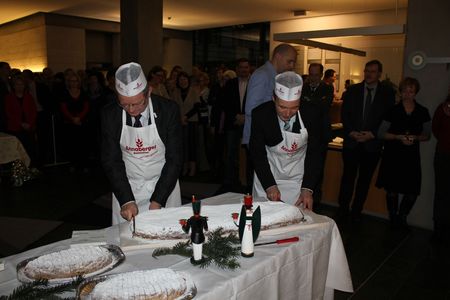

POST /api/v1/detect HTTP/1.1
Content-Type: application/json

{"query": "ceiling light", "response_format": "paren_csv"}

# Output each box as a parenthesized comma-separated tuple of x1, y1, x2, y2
(293, 10, 306, 16)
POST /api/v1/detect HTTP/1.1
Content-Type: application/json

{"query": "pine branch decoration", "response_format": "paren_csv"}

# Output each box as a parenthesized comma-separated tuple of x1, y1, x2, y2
(0, 276, 83, 300)
(152, 240, 192, 258)
(152, 227, 241, 270)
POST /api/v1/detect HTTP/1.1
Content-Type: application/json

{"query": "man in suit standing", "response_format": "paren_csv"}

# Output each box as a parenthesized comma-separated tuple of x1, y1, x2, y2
(250, 71, 325, 210)
(101, 62, 183, 225)
(243, 43, 297, 191)
(338, 60, 395, 221)
(300, 63, 334, 208)
(222, 58, 250, 191)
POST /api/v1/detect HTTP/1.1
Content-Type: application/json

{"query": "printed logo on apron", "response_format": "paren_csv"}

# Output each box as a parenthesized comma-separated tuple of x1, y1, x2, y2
(125, 137, 158, 156)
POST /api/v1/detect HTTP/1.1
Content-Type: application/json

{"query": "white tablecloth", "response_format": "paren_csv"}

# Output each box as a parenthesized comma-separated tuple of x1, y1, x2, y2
(0, 193, 353, 299)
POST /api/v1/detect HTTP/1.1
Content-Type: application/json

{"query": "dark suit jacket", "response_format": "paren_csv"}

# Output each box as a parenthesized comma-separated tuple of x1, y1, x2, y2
(223, 77, 247, 131)
(300, 81, 334, 149)
(101, 94, 182, 207)
(249, 101, 325, 193)
(341, 81, 395, 152)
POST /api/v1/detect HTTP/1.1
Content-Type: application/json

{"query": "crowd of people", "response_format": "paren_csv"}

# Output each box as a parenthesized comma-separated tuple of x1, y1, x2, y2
(0, 62, 117, 171)
(0, 46, 449, 242)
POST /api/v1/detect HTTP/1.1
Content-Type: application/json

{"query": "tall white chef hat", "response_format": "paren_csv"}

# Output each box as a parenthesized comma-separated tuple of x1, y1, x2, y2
(115, 62, 147, 97)
(274, 71, 303, 101)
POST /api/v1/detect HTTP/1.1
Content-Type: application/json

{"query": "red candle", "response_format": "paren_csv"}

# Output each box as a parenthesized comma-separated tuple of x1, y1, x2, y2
(244, 194, 253, 207)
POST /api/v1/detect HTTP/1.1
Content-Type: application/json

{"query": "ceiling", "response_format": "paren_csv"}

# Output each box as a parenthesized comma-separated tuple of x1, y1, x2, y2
(0, 0, 407, 30)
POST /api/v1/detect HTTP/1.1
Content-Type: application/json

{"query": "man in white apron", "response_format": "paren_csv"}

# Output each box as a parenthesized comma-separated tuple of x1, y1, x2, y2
(101, 62, 182, 224)
(249, 71, 314, 209)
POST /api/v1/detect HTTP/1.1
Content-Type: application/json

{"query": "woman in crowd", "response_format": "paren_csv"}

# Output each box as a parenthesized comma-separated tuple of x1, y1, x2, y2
(432, 88, 450, 243)
(166, 65, 182, 98)
(5, 76, 37, 164)
(60, 73, 90, 172)
(172, 71, 200, 177)
(376, 77, 431, 227)
(148, 65, 170, 99)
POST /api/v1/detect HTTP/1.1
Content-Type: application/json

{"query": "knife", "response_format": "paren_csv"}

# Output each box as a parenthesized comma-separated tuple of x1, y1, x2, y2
(132, 217, 136, 236)
(254, 236, 299, 247)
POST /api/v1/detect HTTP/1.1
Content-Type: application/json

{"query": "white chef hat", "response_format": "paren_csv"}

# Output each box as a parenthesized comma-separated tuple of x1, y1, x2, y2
(115, 62, 147, 97)
(274, 71, 303, 101)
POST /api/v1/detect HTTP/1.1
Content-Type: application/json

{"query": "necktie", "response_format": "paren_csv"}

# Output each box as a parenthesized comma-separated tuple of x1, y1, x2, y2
(134, 114, 142, 128)
(363, 88, 373, 125)
(284, 120, 291, 132)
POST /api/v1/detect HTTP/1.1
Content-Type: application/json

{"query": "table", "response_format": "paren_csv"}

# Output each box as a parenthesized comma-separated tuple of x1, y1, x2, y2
(0, 193, 353, 299)
(0, 133, 30, 167)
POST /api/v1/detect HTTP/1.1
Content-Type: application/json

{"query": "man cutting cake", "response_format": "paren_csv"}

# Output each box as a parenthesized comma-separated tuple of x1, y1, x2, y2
(249, 71, 324, 210)
(101, 62, 182, 224)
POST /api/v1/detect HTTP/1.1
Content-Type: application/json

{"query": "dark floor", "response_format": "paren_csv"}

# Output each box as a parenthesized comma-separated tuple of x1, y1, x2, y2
(1, 164, 449, 299)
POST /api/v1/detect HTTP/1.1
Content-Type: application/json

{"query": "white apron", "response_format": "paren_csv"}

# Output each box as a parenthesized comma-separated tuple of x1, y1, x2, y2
(253, 111, 308, 205)
(112, 96, 181, 225)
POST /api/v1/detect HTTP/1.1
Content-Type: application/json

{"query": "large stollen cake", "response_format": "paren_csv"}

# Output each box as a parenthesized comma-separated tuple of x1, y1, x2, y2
(133, 201, 303, 240)
(79, 268, 196, 300)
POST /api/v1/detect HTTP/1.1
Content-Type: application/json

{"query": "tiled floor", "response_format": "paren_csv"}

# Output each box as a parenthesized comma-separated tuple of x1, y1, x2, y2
(0, 165, 449, 299)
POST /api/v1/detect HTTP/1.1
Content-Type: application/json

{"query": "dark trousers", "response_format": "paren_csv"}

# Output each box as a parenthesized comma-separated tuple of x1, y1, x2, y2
(244, 145, 254, 194)
(434, 152, 450, 228)
(36, 111, 53, 166)
(224, 128, 242, 186)
(211, 130, 225, 178)
(62, 123, 88, 169)
(312, 148, 328, 206)
(338, 145, 380, 214)
(386, 192, 417, 218)
(182, 122, 198, 162)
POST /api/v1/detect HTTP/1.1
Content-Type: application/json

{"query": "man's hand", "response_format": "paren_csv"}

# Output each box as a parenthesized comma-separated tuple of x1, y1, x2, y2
(120, 202, 138, 221)
(234, 114, 245, 126)
(266, 185, 281, 201)
(72, 117, 82, 126)
(355, 131, 374, 143)
(349, 131, 361, 140)
(295, 189, 313, 210)
(149, 201, 162, 210)
(397, 134, 415, 146)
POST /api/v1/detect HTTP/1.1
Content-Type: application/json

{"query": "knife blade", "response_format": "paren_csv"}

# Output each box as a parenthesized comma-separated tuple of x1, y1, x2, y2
(254, 236, 300, 247)
(132, 217, 136, 236)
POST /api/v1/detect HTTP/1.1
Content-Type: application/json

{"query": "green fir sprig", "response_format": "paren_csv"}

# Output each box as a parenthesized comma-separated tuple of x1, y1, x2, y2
(0, 276, 83, 300)
(152, 227, 241, 270)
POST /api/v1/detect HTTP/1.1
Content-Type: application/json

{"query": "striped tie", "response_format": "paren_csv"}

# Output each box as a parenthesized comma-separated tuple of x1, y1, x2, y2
(284, 121, 290, 132)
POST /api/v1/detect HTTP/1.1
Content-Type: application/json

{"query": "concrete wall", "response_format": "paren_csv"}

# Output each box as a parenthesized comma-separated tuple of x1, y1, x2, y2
(402, 0, 450, 230)
(85, 30, 113, 66)
(163, 37, 193, 74)
(46, 25, 85, 72)
(0, 25, 47, 72)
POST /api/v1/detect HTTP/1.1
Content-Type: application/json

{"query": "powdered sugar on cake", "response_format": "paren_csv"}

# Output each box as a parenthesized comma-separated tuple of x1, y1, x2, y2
(91, 269, 191, 300)
(133, 201, 302, 240)
(24, 246, 112, 280)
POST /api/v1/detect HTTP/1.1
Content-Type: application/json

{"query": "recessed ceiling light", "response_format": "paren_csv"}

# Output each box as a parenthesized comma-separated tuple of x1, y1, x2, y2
(293, 10, 306, 16)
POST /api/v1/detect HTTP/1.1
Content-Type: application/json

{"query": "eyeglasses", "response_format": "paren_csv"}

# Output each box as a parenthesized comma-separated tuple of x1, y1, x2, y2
(118, 97, 146, 110)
